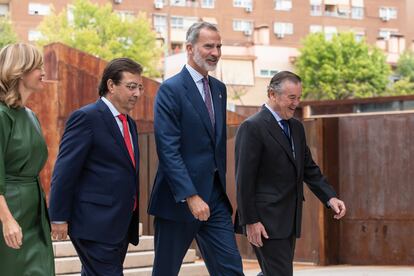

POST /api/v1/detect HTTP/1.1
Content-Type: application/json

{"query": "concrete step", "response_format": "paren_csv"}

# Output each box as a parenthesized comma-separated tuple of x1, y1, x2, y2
(55, 248, 198, 275)
(53, 235, 154, 257)
(58, 262, 209, 276)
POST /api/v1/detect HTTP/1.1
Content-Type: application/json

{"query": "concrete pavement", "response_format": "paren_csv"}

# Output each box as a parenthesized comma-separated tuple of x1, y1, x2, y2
(243, 265, 414, 276)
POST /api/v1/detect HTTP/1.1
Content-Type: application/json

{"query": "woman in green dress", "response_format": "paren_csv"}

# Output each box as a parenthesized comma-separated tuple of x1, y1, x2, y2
(0, 43, 55, 275)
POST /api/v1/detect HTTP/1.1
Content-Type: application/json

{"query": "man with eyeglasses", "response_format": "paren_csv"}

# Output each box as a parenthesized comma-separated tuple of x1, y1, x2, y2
(49, 58, 143, 276)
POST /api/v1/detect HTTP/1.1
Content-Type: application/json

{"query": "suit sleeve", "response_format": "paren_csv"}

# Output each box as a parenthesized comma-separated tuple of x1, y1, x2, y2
(302, 125, 337, 206)
(0, 111, 11, 195)
(48, 110, 93, 221)
(154, 83, 198, 202)
(235, 120, 262, 225)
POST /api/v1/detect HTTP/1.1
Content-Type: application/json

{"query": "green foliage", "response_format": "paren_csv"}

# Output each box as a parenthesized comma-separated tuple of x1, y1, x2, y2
(396, 51, 414, 82)
(37, 0, 162, 77)
(295, 32, 391, 100)
(386, 78, 414, 96)
(0, 16, 18, 49)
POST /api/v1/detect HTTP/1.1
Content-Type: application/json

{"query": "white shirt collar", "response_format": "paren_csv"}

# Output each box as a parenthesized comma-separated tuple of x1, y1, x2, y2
(185, 64, 208, 83)
(101, 96, 121, 117)
(264, 103, 283, 123)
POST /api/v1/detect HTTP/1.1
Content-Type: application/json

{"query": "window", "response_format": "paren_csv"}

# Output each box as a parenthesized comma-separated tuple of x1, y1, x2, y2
(233, 20, 253, 32)
(201, 0, 214, 8)
(379, 7, 397, 21)
(171, 16, 197, 30)
(350, 0, 364, 19)
(233, 0, 252, 9)
(259, 69, 279, 78)
(309, 25, 323, 33)
(354, 33, 364, 42)
(310, 0, 322, 16)
(153, 14, 167, 37)
(28, 3, 51, 16)
(170, 16, 184, 29)
(28, 30, 43, 41)
(116, 10, 135, 22)
(324, 26, 337, 40)
(324, 1, 350, 18)
(378, 29, 398, 40)
(170, 0, 185, 7)
(0, 4, 9, 17)
(274, 22, 293, 37)
(275, 0, 292, 11)
(351, 7, 364, 19)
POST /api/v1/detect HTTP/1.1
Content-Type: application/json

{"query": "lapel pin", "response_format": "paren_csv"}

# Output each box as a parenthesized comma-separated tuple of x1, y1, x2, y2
(219, 94, 222, 99)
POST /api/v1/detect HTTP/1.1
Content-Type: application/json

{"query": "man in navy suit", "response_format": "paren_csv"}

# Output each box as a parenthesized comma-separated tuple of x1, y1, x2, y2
(148, 22, 244, 275)
(49, 58, 143, 276)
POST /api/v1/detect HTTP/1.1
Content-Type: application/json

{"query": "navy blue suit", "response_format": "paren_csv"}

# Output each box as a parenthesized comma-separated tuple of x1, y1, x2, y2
(148, 67, 243, 275)
(49, 99, 139, 275)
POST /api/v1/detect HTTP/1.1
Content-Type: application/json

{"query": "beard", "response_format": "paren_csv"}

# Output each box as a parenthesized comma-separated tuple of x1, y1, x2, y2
(193, 47, 218, 72)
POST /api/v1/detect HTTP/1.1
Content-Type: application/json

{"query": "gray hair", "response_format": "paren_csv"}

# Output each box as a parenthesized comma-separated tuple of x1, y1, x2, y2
(267, 71, 301, 95)
(186, 22, 219, 44)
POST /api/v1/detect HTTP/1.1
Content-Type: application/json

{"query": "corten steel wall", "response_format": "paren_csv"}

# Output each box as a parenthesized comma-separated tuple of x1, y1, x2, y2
(332, 112, 414, 264)
(26, 43, 246, 235)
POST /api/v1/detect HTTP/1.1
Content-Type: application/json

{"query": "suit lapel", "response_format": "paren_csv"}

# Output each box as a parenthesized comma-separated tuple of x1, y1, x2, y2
(97, 99, 136, 171)
(182, 67, 215, 141)
(210, 78, 223, 142)
(261, 107, 297, 167)
(290, 120, 302, 169)
(128, 116, 140, 174)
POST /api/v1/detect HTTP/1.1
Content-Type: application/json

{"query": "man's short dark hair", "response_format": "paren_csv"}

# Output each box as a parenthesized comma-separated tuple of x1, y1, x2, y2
(98, 58, 143, 96)
(186, 21, 219, 45)
(267, 71, 301, 95)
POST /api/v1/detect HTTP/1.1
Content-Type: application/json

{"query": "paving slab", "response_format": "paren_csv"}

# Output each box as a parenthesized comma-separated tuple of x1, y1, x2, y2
(244, 266, 414, 276)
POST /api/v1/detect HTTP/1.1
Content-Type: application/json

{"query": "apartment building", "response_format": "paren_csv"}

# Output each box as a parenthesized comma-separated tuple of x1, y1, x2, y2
(1, 0, 413, 105)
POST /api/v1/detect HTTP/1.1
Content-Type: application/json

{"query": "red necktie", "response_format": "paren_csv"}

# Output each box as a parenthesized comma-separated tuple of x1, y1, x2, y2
(118, 114, 137, 211)
(118, 114, 135, 167)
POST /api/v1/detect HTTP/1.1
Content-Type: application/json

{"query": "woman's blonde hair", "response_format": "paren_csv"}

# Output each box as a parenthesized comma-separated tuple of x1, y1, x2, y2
(0, 43, 43, 108)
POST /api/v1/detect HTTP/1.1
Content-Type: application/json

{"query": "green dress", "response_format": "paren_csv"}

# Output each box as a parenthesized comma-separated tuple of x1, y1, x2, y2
(0, 103, 54, 276)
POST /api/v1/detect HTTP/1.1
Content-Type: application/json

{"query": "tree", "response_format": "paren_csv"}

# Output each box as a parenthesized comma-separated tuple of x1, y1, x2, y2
(37, 0, 162, 77)
(396, 51, 414, 82)
(295, 32, 391, 100)
(387, 78, 414, 96)
(0, 16, 18, 49)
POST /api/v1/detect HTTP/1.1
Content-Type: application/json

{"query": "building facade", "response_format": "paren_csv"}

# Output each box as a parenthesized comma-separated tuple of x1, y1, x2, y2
(1, 0, 413, 105)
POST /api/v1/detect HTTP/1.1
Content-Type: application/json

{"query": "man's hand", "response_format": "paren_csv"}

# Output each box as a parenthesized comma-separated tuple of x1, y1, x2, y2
(186, 195, 210, 221)
(51, 223, 68, 241)
(328, 197, 346, 219)
(2, 217, 23, 249)
(246, 222, 269, 247)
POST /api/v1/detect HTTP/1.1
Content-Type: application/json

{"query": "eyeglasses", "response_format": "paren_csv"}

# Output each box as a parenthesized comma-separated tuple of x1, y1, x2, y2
(118, 81, 144, 92)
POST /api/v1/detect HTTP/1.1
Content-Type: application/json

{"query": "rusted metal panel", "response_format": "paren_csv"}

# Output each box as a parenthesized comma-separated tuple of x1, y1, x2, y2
(337, 113, 414, 264)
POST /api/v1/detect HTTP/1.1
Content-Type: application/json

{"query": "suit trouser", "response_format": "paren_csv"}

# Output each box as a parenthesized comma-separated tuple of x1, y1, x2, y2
(71, 236, 129, 276)
(152, 178, 244, 276)
(253, 235, 296, 276)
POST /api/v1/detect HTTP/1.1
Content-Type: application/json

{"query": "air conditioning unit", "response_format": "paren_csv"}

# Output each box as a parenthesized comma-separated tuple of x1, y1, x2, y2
(243, 29, 252, 36)
(154, 2, 163, 9)
(276, 32, 285, 38)
(245, 6, 253, 13)
(114, 0, 122, 4)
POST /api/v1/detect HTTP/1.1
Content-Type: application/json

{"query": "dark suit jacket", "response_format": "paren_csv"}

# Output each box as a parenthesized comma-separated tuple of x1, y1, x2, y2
(235, 106, 337, 239)
(49, 99, 140, 245)
(148, 66, 230, 222)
